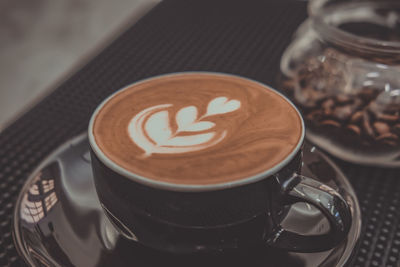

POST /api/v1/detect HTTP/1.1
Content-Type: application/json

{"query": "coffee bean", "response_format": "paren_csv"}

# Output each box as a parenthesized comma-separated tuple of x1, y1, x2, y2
(322, 98, 335, 112)
(305, 86, 328, 102)
(306, 110, 324, 121)
(333, 105, 353, 121)
(352, 98, 363, 109)
(376, 133, 399, 141)
(376, 113, 399, 122)
(321, 120, 341, 128)
(373, 121, 390, 135)
(358, 88, 380, 102)
(376, 132, 399, 147)
(351, 111, 363, 123)
(347, 124, 361, 135)
(336, 94, 352, 104)
(362, 112, 376, 138)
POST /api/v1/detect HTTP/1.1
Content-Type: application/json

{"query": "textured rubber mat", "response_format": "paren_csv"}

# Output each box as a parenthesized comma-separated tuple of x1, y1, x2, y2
(0, 0, 399, 266)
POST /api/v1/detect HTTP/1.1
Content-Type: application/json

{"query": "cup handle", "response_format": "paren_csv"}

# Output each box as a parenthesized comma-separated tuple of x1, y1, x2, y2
(266, 174, 352, 252)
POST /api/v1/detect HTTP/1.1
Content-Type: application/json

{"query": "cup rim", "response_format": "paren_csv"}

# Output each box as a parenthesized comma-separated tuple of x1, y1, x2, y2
(88, 71, 305, 192)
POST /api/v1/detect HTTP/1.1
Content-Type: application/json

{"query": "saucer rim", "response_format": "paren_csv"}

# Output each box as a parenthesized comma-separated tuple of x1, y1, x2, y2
(12, 133, 361, 267)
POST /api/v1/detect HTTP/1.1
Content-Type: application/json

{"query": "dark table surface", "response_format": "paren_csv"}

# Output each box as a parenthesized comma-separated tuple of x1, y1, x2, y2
(0, 0, 399, 266)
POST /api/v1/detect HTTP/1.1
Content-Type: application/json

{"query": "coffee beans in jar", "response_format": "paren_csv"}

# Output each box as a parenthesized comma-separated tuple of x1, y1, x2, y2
(279, 1, 400, 167)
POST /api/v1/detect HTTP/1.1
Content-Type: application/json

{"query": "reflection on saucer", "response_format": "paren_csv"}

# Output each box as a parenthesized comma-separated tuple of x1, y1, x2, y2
(20, 164, 58, 224)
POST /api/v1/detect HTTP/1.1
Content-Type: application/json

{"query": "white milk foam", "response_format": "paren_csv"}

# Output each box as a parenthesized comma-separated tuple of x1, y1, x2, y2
(128, 96, 241, 157)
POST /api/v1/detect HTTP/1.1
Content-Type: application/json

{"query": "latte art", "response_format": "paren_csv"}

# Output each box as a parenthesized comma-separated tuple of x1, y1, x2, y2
(128, 97, 240, 157)
(92, 73, 303, 185)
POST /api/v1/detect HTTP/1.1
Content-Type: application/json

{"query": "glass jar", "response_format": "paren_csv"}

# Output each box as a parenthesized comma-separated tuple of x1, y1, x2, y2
(279, 1, 400, 167)
(308, 0, 373, 15)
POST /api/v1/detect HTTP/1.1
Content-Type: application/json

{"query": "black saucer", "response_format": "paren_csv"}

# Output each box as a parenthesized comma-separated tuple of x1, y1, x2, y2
(13, 134, 361, 267)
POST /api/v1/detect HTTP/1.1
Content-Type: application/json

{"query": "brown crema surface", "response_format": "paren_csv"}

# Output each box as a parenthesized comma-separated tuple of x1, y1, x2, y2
(92, 73, 302, 185)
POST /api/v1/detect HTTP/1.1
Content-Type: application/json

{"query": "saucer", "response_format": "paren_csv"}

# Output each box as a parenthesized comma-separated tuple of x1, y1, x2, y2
(13, 134, 361, 267)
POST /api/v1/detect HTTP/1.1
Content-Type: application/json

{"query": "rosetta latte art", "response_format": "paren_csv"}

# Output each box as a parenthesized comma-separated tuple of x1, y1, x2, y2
(92, 73, 303, 184)
(128, 97, 241, 157)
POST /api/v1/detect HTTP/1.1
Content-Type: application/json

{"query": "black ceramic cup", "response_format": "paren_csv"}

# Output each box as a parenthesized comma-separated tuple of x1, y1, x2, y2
(88, 73, 352, 254)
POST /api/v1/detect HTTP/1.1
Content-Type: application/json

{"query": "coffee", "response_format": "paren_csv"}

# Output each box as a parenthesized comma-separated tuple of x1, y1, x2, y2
(92, 73, 302, 185)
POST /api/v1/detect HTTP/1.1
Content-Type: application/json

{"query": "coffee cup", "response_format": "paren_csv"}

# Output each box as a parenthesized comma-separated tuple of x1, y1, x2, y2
(88, 72, 351, 254)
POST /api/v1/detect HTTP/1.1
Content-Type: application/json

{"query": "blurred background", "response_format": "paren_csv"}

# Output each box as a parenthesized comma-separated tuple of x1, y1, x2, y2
(0, 0, 160, 131)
